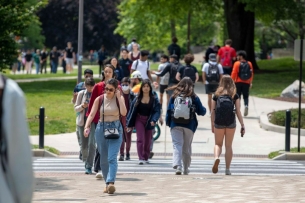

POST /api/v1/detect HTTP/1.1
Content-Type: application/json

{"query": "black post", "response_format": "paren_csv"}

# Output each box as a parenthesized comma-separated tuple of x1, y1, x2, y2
(39, 107, 45, 149)
(285, 110, 291, 152)
(298, 38, 303, 152)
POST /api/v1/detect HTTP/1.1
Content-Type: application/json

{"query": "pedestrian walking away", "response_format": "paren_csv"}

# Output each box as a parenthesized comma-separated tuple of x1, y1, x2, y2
(155, 54, 170, 107)
(40, 47, 48, 74)
(127, 79, 161, 165)
(165, 77, 206, 175)
(74, 77, 96, 174)
(168, 37, 181, 61)
(176, 54, 199, 84)
(202, 53, 224, 115)
(231, 50, 254, 117)
(119, 77, 136, 161)
(50, 46, 61, 74)
(217, 39, 236, 75)
(211, 75, 245, 175)
(87, 64, 120, 179)
(84, 78, 127, 195)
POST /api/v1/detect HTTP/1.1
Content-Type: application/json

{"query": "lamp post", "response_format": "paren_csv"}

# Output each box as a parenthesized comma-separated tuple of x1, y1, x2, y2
(77, 0, 84, 84)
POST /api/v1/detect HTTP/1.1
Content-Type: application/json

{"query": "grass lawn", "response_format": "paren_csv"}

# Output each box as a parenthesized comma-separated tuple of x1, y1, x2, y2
(268, 147, 305, 159)
(32, 144, 60, 155)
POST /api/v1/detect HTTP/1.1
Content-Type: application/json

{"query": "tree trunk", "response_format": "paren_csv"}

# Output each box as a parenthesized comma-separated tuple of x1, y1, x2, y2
(170, 19, 176, 38)
(224, 0, 259, 70)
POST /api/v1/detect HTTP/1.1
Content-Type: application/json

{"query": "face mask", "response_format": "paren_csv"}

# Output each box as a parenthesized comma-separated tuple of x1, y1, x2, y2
(122, 85, 130, 92)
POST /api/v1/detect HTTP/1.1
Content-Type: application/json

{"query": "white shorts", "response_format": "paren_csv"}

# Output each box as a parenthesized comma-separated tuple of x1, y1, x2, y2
(65, 58, 74, 67)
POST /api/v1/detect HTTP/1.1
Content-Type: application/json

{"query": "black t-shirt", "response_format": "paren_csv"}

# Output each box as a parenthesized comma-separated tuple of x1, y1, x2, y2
(178, 65, 198, 82)
(50, 51, 61, 62)
(66, 47, 74, 58)
(168, 43, 181, 60)
(138, 102, 152, 116)
(25, 54, 33, 62)
(40, 51, 48, 60)
(119, 58, 133, 78)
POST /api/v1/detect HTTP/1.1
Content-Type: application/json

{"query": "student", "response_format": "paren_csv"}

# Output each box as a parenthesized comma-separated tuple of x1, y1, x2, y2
(217, 39, 237, 75)
(231, 50, 254, 117)
(211, 75, 245, 175)
(156, 54, 170, 106)
(128, 43, 140, 61)
(119, 77, 135, 161)
(74, 77, 96, 174)
(127, 79, 161, 165)
(24, 49, 33, 74)
(166, 77, 206, 175)
(97, 45, 108, 77)
(33, 49, 41, 74)
(119, 49, 133, 78)
(50, 46, 61, 74)
(202, 53, 224, 115)
(131, 50, 153, 81)
(168, 37, 181, 61)
(84, 79, 127, 194)
(176, 54, 199, 84)
(109, 57, 123, 82)
(64, 42, 76, 74)
(40, 47, 48, 74)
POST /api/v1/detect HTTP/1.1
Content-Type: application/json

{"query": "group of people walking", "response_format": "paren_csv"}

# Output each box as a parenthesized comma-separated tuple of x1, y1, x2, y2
(71, 38, 254, 195)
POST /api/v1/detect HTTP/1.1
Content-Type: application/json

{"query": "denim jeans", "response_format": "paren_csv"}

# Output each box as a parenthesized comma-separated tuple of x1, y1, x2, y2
(95, 120, 123, 184)
(78, 123, 96, 169)
(51, 61, 58, 73)
(35, 62, 40, 74)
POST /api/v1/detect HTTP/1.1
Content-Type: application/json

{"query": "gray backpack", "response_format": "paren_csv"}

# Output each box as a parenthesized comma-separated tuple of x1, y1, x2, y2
(172, 95, 194, 124)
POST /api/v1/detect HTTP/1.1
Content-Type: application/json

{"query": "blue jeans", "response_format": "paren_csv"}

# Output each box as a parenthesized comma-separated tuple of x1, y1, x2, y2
(95, 120, 123, 184)
(51, 61, 58, 73)
(78, 123, 96, 169)
(35, 62, 40, 74)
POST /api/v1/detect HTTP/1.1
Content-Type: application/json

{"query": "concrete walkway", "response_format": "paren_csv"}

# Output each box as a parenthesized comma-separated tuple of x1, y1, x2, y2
(30, 82, 304, 156)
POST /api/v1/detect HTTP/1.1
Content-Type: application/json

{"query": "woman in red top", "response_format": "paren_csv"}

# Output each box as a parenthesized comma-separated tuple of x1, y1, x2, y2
(128, 43, 140, 61)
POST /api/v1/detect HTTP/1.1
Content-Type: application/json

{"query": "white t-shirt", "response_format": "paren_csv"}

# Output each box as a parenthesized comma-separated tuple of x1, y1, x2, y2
(131, 59, 150, 80)
(202, 61, 224, 84)
(158, 62, 170, 85)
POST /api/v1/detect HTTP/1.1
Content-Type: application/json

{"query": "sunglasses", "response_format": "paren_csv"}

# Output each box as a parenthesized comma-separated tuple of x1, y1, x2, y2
(105, 87, 115, 92)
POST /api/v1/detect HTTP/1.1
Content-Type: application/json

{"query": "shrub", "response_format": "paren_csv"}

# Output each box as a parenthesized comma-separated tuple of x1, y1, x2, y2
(269, 108, 305, 129)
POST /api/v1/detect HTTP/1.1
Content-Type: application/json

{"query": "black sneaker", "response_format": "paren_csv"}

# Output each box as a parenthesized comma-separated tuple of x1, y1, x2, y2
(149, 152, 154, 159)
(79, 151, 82, 161)
(118, 155, 124, 161)
(125, 153, 130, 160)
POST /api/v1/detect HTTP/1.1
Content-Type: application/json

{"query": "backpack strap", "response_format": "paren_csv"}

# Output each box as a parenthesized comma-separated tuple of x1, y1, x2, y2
(0, 75, 7, 173)
(147, 61, 150, 71)
(135, 59, 139, 70)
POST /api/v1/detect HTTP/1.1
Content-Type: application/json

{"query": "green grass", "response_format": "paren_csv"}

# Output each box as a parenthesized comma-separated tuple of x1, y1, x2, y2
(269, 108, 305, 129)
(32, 144, 60, 155)
(268, 147, 305, 159)
(251, 57, 305, 98)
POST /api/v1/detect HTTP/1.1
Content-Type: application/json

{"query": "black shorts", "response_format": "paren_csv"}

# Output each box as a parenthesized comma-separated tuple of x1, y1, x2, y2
(160, 85, 168, 94)
(205, 84, 218, 94)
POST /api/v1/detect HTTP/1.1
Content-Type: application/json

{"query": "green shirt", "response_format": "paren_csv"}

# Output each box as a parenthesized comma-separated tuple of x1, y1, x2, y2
(33, 54, 40, 64)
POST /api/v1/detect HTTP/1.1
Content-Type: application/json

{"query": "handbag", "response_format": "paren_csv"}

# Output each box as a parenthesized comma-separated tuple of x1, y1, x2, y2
(100, 95, 120, 139)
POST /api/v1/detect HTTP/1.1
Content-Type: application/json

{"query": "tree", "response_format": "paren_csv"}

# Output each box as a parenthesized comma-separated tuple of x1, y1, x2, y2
(38, 0, 123, 55)
(0, 0, 45, 69)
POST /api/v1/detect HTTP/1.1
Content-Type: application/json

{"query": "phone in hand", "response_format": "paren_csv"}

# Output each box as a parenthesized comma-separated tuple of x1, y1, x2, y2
(241, 127, 245, 137)
(85, 128, 90, 135)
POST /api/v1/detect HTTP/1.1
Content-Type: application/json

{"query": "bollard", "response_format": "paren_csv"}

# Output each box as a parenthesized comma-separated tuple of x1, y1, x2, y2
(285, 110, 291, 152)
(39, 107, 45, 149)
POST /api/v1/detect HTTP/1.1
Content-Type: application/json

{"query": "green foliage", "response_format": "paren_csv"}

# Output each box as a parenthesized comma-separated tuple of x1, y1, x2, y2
(0, 0, 46, 70)
(32, 144, 60, 155)
(21, 22, 46, 49)
(268, 147, 305, 159)
(270, 109, 305, 129)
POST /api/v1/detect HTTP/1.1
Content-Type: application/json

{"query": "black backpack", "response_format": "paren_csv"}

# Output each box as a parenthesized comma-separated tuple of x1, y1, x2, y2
(238, 61, 252, 80)
(215, 95, 235, 126)
(206, 63, 220, 84)
(183, 65, 196, 83)
(170, 63, 180, 84)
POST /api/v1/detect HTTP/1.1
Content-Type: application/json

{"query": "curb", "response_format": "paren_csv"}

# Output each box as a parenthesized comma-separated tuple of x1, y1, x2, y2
(32, 149, 58, 157)
(273, 152, 305, 160)
(259, 112, 305, 136)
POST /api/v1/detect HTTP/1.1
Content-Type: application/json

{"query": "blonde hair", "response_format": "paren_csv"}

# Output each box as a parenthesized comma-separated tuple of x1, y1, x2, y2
(215, 75, 236, 98)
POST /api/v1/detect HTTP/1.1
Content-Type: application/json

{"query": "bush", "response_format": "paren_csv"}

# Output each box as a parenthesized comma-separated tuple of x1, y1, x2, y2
(269, 108, 305, 129)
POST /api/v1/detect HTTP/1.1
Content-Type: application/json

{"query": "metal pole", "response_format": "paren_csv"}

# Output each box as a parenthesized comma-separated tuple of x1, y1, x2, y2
(285, 110, 291, 152)
(39, 107, 45, 149)
(298, 38, 303, 152)
(77, 0, 84, 84)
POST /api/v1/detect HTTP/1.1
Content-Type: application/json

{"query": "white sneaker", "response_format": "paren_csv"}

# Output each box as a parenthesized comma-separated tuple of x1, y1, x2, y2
(225, 169, 231, 175)
(95, 172, 103, 179)
(175, 166, 182, 175)
(145, 160, 150, 164)
(139, 160, 144, 165)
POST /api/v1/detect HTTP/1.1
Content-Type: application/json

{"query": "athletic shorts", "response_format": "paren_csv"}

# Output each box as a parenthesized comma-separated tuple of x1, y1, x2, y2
(205, 84, 218, 94)
(214, 119, 236, 129)
(65, 58, 74, 67)
(160, 84, 168, 94)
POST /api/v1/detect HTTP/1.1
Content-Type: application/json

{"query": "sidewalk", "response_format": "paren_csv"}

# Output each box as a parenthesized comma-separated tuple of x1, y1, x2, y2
(30, 82, 304, 157)
(33, 174, 305, 202)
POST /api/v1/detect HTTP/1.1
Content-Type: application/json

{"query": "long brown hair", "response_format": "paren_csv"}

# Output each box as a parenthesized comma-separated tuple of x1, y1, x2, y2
(215, 75, 236, 98)
(167, 77, 195, 98)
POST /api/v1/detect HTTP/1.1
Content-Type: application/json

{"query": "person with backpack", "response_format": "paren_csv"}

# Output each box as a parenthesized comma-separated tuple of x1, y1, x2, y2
(168, 37, 181, 61)
(202, 53, 224, 115)
(176, 54, 199, 84)
(231, 50, 254, 117)
(166, 77, 206, 175)
(131, 50, 153, 81)
(126, 79, 161, 165)
(84, 78, 127, 194)
(74, 77, 96, 174)
(217, 39, 237, 75)
(211, 75, 245, 175)
(119, 77, 135, 161)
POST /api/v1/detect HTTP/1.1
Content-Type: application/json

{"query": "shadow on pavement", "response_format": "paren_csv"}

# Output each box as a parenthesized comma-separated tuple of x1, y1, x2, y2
(116, 177, 142, 182)
(110, 192, 147, 196)
(35, 177, 69, 192)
